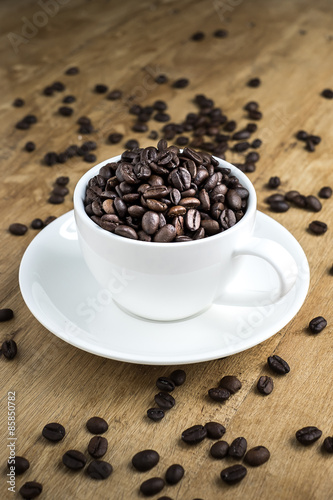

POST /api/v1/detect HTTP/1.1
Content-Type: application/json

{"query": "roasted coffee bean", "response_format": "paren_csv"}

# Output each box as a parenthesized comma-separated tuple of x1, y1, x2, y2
(19, 481, 42, 499)
(257, 376, 274, 395)
(296, 426, 322, 445)
(322, 88, 333, 99)
(52, 185, 69, 196)
(9, 223, 28, 236)
(23, 114, 37, 124)
(52, 81, 65, 91)
(8, 456, 30, 475)
(285, 190, 300, 202)
(204, 422, 226, 439)
(154, 225, 176, 242)
(214, 28, 228, 37)
(170, 369, 186, 386)
(210, 440, 229, 459)
(156, 377, 175, 392)
(268, 176, 280, 188)
(87, 460, 112, 479)
(221, 464, 247, 484)
(107, 132, 123, 144)
(182, 425, 207, 444)
(63, 95, 76, 103)
(224, 120, 237, 132)
(88, 436, 108, 458)
(44, 152, 58, 166)
(65, 66, 79, 75)
(208, 387, 230, 402)
(142, 211, 160, 234)
(308, 134, 321, 145)
(248, 110, 262, 120)
(154, 112, 170, 122)
(2, 340, 17, 359)
(185, 209, 201, 231)
(84, 153, 97, 163)
(62, 450, 87, 470)
(43, 85, 54, 96)
(114, 225, 138, 239)
(191, 31, 205, 41)
(13, 97, 25, 107)
(296, 130, 308, 141)
(247, 77, 261, 87)
(173, 78, 189, 89)
(228, 437, 247, 458)
(165, 464, 184, 484)
(48, 194, 65, 204)
(147, 408, 165, 421)
(219, 375, 242, 394)
(59, 106, 73, 116)
(132, 450, 160, 471)
(42, 422, 66, 442)
(140, 477, 165, 496)
(132, 122, 148, 133)
(244, 101, 259, 112)
(309, 316, 327, 333)
(305, 195, 322, 212)
(220, 209, 236, 229)
(94, 84, 108, 93)
(251, 138, 262, 148)
(293, 194, 307, 208)
(226, 190, 242, 210)
(306, 138, 316, 152)
(233, 141, 250, 152)
(107, 89, 122, 100)
(154, 392, 175, 409)
(244, 446, 270, 466)
(318, 186, 332, 199)
(323, 437, 333, 453)
(25, 141, 36, 152)
(155, 74, 168, 84)
(86, 416, 108, 434)
(0, 309, 14, 322)
(232, 130, 251, 141)
(269, 200, 290, 212)
(176, 136, 189, 146)
(125, 139, 139, 150)
(267, 355, 290, 374)
(308, 220, 327, 235)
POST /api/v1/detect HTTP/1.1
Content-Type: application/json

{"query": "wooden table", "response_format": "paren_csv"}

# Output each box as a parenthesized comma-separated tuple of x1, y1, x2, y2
(1, 0, 332, 498)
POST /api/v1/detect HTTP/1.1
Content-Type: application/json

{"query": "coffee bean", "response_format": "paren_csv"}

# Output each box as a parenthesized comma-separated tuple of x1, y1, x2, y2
(132, 450, 160, 471)
(293, 194, 307, 208)
(309, 316, 327, 334)
(65, 66, 79, 75)
(154, 392, 175, 410)
(228, 437, 247, 458)
(44, 152, 58, 166)
(257, 376, 274, 395)
(191, 31, 205, 41)
(221, 464, 247, 484)
(220, 209, 236, 229)
(219, 376, 242, 394)
(19, 481, 42, 499)
(267, 355, 290, 375)
(43, 85, 54, 96)
(208, 387, 230, 402)
(248, 110, 262, 120)
(204, 422, 226, 439)
(2, 340, 17, 359)
(244, 446, 270, 466)
(86, 416, 108, 434)
(296, 130, 308, 140)
(88, 436, 108, 458)
(63, 95, 76, 103)
(268, 176, 280, 188)
(84, 153, 97, 163)
(285, 190, 300, 201)
(306, 138, 316, 152)
(153, 225, 176, 242)
(305, 195, 322, 212)
(156, 377, 175, 392)
(308, 221, 327, 235)
(52, 185, 69, 197)
(59, 106, 73, 116)
(323, 437, 333, 453)
(25, 141, 36, 152)
(9, 223, 28, 236)
(42, 422, 66, 442)
(13, 98, 25, 107)
(251, 138, 262, 148)
(296, 426, 322, 445)
(224, 120, 237, 132)
(214, 29, 228, 37)
(140, 477, 165, 496)
(318, 186, 332, 199)
(170, 369, 186, 386)
(94, 84, 108, 93)
(176, 136, 189, 146)
(148, 130, 159, 140)
(322, 88, 333, 99)
(155, 74, 168, 84)
(210, 440, 229, 459)
(309, 134, 321, 145)
(182, 425, 207, 444)
(87, 460, 112, 479)
(52, 81, 65, 92)
(8, 456, 29, 475)
(0, 309, 14, 322)
(247, 77, 261, 87)
(232, 130, 251, 140)
(107, 89, 122, 100)
(44, 216, 57, 225)
(62, 450, 87, 470)
(269, 200, 290, 212)
(233, 141, 250, 152)
(48, 194, 65, 204)
(244, 101, 259, 112)
(147, 408, 165, 422)
(173, 78, 189, 89)
(165, 464, 184, 484)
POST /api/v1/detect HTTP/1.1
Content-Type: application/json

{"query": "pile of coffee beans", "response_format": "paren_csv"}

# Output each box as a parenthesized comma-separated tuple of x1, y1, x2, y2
(84, 141, 249, 242)
(147, 368, 186, 421)
(265, 187, 327, 216)
(48, 176, 70, 205)
(295, 130, 321, 152)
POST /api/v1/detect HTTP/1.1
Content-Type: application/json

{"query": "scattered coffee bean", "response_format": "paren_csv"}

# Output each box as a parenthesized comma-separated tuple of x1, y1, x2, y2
(204, 422, 226, 439)
(9, 223, 28, 236)
(172, 78, 189, 89)
(44, 152, 58, 166)
(86, 416, 108, 434)
(13, 98, 25, 107)
(154, 392, 175, 410)
(267, 355, 290, 374)
(42, 422, 66, 442)
(296, 426, 322, 445)
(309, 135, 321, 145)
(125, 139, 139, 149)
(147, 408, 165, 422)
(266, 194, 285, 205)
(210, 440, 229, 459)
(0, 309, 14, 322)
(251, 138, 262, 148)
(62, 449, 87, 470)
(155, 74, 168, 84)
(221, 464, 247, 484)
(285, 190, 300, 202)
(214, 29, 228, 37)
(88, 436, 108, 458)
(296, 130, 308, 141)
(165, 464, 184, 484)
(19, 481, 42, 499)
(318, 186, 332, 198)
(56, 176, 69, 186)
(8, 456, 30, 475)
(248, 109, 262, 120)
(63, 95, 76, 103)
(309, 316, 327, 334)
(108, 133, 123, 144)
(306, 138, 315, 152)
(58, 106, 73, 116)
(244, 446, 270, 466)
(52, 81, 65, 92)
(308, 220, 327, 235)
(48, 194, 65, 204)
(25, 141, 36, 152)
(247, 77, 261, 87)
(322, 88, 333, 99)
(132, 450, 160, 472)
(52, 185, 69, 196)
(305, 195, 322, 212)
(323, 437, 333, 453)
(208, 387, 230, 402)
(191, 31, 205, 41)
(268, 176, 281, 188)
(65, 66, 79, 75)
(228, 437, 247, 458)
(219, 375, 242, 394)
(170, 369, 186, 386)
(269, 200, 290, 212)
(182, 425, 207, 444)
(84, 153, 97, 163)
(107, 89, 122, 100)
(132, 122, 148, 133)
(94, 84, 108, 94)
(149, 130, 159, 140)
(156, 377, 175, 392)
(43, 85, 54, 96)
(87, 460, 112, 479)
(257, 376, 274, 395)
(1, 340, 17, 359)
(140, 477, 165, 497)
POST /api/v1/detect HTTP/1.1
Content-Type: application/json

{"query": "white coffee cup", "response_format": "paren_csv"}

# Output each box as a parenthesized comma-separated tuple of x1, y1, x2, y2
(74, 155, 298, 321)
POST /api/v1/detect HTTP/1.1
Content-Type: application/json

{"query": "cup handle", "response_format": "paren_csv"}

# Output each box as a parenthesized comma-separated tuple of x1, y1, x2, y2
(215, 237, 298, 307)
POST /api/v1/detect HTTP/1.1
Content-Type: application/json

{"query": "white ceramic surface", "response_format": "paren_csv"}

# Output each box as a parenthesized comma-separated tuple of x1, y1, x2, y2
(19, 210, 309, 365)
(74, 156, 298, 321)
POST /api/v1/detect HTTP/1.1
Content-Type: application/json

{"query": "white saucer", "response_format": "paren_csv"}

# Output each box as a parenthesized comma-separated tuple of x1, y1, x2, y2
(19, 211, 309, 365)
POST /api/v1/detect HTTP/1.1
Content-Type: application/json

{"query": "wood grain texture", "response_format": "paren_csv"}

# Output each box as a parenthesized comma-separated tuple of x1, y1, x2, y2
(1, 0, 333, 499)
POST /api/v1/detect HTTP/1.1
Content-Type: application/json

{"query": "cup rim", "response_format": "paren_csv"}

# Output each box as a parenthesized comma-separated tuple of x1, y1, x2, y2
(73, 153, 257, 247)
